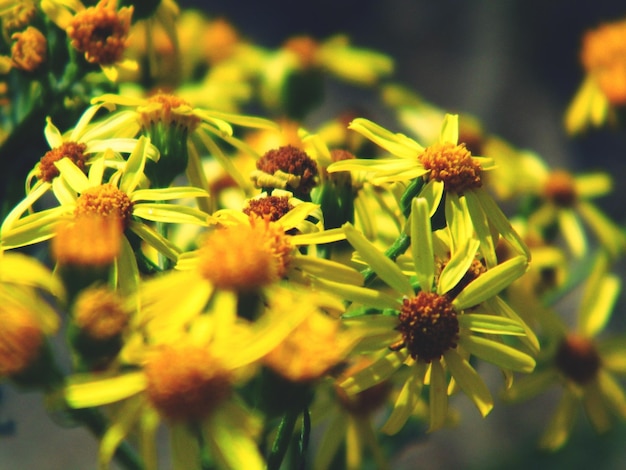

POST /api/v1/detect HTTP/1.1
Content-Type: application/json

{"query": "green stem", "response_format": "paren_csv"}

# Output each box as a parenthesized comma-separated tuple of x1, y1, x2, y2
(267, 409, 300, 470)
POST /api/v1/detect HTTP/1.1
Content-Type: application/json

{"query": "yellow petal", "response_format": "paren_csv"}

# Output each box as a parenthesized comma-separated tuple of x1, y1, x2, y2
(65, 372, 147, 408)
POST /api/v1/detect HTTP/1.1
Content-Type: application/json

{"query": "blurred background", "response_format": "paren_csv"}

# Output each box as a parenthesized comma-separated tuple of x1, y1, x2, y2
(3, 1, 626, 468)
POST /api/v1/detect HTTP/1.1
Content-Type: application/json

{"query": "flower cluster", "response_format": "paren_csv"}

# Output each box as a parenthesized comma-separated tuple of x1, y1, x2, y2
(0, 3, 625, 470)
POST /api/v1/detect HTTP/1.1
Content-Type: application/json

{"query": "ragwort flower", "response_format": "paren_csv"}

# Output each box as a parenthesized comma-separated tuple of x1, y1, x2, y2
(1, 137, 209, 287)
(41, 0, 136, 81)
(327, 198, 535, 432)
(327, 114, 530, 267)
(502, 253, 626, 450)
(565, 18, 626, 134)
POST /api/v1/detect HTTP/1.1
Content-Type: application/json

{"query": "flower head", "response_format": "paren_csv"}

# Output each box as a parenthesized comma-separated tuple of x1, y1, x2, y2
(503, 253, 626, 450)
(333, 198, 535, 432)
(10, 25, 46, 72)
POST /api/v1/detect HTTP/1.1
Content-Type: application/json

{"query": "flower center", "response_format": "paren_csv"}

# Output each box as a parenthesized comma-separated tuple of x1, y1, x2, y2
(243, 195, 293, 222)
(419, 142, 482, 193)
(283, 36, 319, 69)
(144, 345, 232, 422)
(74, 184, 134, 227)
(544, 170, 577, 207)
(253, 145, 319, 195)
(139, 92, 201, 131)
(38, 141, 87, 183)
(204, 18, 239, 64)
(555, 334, 601, 385)
(581, 20, 626, 104)
(197, 216, 292, 290)
(10, 26, 47, 72)
(1, 0, 37, 37)
(0, 308, 43, 377)
(66, 0, 133, 65)
(52, 214, 124, 267)
(395, 291, 459, 362)
(73, 286, 128, 340)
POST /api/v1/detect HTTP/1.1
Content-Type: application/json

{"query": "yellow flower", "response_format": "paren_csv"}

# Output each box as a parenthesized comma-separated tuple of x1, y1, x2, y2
(565, 18, 626, 134)
(64, 286, 328, 469)
(41, 0, 137, 81)
(502, 253, 626, 450)
(329, 198, 535, 433)
(328, 114, 530, 266)
(1, 137, 209, 288)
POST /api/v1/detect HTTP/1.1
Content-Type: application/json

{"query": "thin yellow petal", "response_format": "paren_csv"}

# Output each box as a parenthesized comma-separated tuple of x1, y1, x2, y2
(65, 372, 147, 408)
(444, 349, 493, 417)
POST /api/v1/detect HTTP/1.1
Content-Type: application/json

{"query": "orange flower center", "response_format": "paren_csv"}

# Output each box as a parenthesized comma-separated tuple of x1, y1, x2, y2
(52, 214, 124, 267)
(74, 184, 134, 227)
(203, 18, 239, 64)
(419, 142, 482, 193)
(73, 287, 128, 340)
(11, 26, 47, 72)
(283, 36, 319, 69)
(555, 334, 601, 385)
(395, 292, 459, 362)
(581, 20, 626, 104)
(544, 170, 577, 207)
(66, 0, 133, 65)
(254, 145, 319, 194)
(38, 141, 87, 183)
(144, 345, 232, 421)
(138, 92, 201, 131)
(197, 216, 292, 290)
(243, 195, 293, 222)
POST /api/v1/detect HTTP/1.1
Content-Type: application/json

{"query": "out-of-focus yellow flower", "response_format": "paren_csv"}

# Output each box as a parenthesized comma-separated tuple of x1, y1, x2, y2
(565, 18, 626, 134)
(41, 0, 137, 81)
(503, 253, 626, 450)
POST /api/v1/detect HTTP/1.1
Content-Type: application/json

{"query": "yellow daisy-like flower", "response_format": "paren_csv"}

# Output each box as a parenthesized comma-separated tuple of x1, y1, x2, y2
(524, 161, 626, 259)
(40, 0, 137, 81)
(502, 253, 626, 450)
(0, 252, 62, 381)
(1, 137, 209, 286)
(326, 198, 535, 432)
(1, 102, 158, 233)
(565, 18, 626, 134)
(327, 114, 530, 267)
(88, 90, 278, 202)
(64, 286, 328, 469)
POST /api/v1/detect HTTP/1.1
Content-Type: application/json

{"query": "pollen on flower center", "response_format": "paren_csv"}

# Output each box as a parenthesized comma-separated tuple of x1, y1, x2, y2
(144, 345, 232, 422)
(38, 142, 88, 183)
(52, 214, 123, 267)
(243, 195, 293, 222)
(74, 184, 134, 227)
(581, 20, 626, 104)
(73, 286, 128, 340)
(139, 92, 201, 131)
(395, 291, 459, 362)
(11, 26, 47, 72)
(253, 145, 319, 194)
(419, 142, 482, 193)
(544, 170, 577, 207)
(555, 334, 601, 385)
(198, 216, 292, 290)
(66, 0, 133, 65)
(283, 36, 319, 69)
